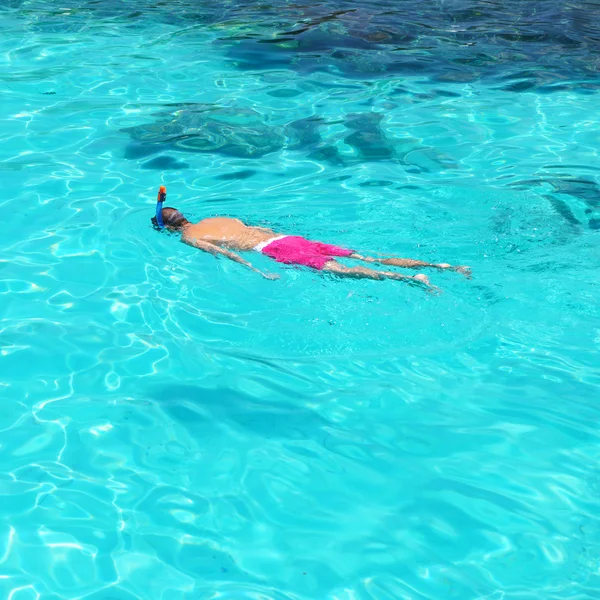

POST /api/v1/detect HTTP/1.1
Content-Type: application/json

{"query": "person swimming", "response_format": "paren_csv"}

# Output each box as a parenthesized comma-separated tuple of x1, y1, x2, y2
(151, 186, 470, 287)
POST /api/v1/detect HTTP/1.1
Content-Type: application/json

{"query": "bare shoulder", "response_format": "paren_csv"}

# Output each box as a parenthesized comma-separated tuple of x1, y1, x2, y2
(183, 217, 248, 246)
(183, 223, 218, 243)
(193, 216, 246, 229)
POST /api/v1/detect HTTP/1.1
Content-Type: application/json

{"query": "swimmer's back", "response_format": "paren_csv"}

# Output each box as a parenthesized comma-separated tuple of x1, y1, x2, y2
(184, 217, 276, 251)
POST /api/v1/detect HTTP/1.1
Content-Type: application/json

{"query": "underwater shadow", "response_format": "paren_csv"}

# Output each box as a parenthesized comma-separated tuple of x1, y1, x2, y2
(151, 383, 331, 441)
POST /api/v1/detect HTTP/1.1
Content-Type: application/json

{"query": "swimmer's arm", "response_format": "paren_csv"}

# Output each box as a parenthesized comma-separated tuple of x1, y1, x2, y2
(182, 236, 279, 280)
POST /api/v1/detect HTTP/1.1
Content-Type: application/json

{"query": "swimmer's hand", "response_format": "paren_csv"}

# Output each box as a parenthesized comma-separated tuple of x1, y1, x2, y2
(261, 272, 280, 280)
(248, 265, 279, 280)
(182, 235, 276, 279)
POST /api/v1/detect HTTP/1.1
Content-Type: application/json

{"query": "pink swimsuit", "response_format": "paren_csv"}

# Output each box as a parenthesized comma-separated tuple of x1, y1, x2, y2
(255, 236, 353, 270)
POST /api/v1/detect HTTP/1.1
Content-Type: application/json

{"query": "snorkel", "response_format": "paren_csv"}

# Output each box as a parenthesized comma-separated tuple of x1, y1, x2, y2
(155, 185, 167, 229)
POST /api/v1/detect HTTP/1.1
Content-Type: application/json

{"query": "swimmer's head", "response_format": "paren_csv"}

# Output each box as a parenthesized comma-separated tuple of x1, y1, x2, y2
(152, 207, 188, 230)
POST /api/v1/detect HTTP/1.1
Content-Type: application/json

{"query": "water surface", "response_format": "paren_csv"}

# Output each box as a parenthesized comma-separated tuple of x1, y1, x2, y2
(1, 0, 600, 598)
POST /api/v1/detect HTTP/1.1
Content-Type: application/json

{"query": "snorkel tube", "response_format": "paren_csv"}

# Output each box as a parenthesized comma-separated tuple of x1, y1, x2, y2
(155, 185, 167, 229)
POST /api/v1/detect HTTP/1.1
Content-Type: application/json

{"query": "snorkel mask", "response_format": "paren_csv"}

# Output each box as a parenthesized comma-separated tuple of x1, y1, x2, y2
(153, 185, 167, 229)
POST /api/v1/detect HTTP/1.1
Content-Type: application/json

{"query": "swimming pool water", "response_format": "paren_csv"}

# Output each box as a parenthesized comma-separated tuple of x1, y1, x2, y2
(1, 0, 600, 598)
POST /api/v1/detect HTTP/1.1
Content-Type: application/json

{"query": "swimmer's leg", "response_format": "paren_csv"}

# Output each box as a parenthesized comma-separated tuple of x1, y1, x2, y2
(322, 260, 432, 288)
(350, 253, 471, 277)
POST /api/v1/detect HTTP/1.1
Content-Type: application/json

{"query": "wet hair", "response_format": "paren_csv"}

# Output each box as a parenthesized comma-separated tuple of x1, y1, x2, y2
(152, 207, 187, 230)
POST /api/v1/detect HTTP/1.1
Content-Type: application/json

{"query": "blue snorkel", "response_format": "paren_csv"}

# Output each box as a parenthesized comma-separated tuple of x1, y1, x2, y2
(154, 185, 167, 229)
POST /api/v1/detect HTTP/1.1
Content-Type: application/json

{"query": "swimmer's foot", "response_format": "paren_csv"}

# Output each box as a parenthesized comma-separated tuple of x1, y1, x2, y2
(453, 265, 471, 278)
(411, 273, 440, 294)
(438, 263, 472, 278)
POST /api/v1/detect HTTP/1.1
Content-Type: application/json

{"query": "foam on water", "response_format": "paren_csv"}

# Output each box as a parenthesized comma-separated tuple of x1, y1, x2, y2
(1, 0, 600, 598)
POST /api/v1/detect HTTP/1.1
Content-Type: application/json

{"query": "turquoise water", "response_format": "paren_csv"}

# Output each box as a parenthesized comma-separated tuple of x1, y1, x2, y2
(2, 0, 600, 598)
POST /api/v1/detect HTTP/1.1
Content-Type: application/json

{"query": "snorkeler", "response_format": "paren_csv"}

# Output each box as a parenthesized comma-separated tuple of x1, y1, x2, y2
(152, 186, 470, 287)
